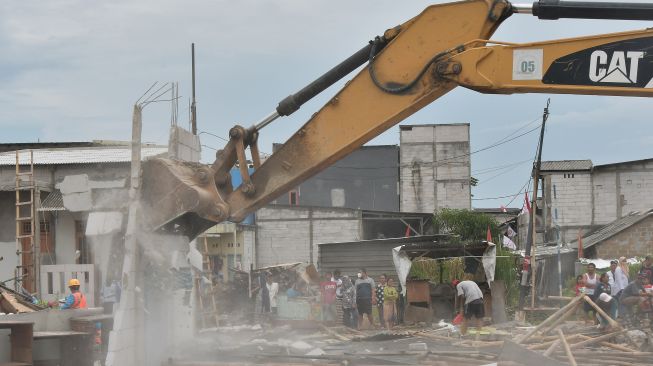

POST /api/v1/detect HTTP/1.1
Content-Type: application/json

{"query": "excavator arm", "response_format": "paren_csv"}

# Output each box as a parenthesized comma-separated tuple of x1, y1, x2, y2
(141, 0, 653, 239)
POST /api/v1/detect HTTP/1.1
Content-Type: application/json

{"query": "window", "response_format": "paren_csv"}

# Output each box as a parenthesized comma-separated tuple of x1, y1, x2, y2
(289, 190, 299, 206)
(553, 184, 557, 199)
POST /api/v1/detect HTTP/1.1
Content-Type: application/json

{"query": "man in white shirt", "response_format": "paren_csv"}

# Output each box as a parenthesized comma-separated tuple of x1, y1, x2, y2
(606, 260, 628, 297)
(266, 275, 279, 315)
(453, 279, 484, 335)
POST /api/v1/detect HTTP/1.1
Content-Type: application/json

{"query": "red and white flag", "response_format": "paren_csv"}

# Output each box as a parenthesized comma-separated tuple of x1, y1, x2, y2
(524, 191, 532, 213)
(500, 205, 507, 213)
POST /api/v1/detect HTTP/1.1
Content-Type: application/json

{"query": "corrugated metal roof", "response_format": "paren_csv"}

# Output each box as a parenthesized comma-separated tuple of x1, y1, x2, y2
(38, 190, 65, 212)
(581, 209, 653, 249)
(0, 146, 168, 166)
(540, 160, 593, 172)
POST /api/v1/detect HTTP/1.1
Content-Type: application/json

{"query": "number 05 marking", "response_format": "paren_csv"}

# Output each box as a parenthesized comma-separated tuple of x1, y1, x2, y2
(513, 49, 543, 80)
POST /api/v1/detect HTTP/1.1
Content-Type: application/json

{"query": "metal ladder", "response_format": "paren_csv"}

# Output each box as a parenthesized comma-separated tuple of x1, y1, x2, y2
(195, 236, 220, 329)
(14, 150, 37, 293)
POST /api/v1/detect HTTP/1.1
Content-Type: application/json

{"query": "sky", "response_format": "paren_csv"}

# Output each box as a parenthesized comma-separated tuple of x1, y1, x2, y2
(1, 0, 652, 210)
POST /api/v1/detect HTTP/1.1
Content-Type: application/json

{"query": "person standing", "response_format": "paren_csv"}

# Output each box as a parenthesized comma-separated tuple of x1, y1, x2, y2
(608, 259, 628, 297)
(60, 279, 88, 310)
(266, 274, 279, 315)
(383, 278, 399, 331)
(355, 268, 375, 329)
(639, 256, 653, 284)
(340, 276, 357, 328)
(375, 274, 387, 327)
(595, 273, 617, 330)
(582, 263, 599, 324)
(453, 279, 484, 336)
(320, 272, 337, 322)
(260, 272, 270, 314)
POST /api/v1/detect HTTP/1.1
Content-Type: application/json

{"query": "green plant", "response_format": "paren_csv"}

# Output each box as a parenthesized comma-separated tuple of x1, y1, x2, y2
(433, 208, 500, 242)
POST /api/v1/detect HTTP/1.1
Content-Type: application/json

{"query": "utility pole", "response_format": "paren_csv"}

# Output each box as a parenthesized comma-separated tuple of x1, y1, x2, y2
(518, 99, 550, 311)
(191, 43, 197, 135)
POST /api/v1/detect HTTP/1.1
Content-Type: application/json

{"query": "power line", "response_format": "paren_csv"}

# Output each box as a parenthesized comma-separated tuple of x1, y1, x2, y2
(472, 158, 532, 175)
(472, 188, 533, 201)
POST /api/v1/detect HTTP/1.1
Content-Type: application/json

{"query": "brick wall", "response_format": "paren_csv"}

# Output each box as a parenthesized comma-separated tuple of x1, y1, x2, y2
(549, 172, 592, 227)
(256, 205, 361, 268)
(400, 124, 471, 213)
(594, 215, 653, 258)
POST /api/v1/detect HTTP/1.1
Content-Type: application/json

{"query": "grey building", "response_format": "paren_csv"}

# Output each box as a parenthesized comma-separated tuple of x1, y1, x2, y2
(271, 124, 472, 214)
(255, 205, 433, 268)
(400, 124, 471, 213)
(0, 142, 168, 292)
(271, 145, 400, 211)
(519, 157, 653, 246)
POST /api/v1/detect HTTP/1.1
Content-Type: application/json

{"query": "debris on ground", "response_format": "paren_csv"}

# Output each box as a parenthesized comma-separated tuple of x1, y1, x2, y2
(166, 293, 652, 365)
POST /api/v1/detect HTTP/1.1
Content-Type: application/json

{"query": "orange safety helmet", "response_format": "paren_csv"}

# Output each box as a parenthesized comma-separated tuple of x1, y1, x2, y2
(68, 278, 81, 287)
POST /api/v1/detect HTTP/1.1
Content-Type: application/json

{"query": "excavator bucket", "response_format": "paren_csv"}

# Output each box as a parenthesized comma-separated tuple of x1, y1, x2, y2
(140, 158, 229, 239)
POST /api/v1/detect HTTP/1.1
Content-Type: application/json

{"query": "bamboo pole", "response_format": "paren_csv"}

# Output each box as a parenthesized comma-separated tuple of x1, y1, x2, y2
(557, 328, 578, 366)
(542, 302, 582, 334)
(582, 296, 619, 328)
(577, 334, 637, 352)
(547, 296, 574, 301)
(570, 330, 625, 350)
(516, 295, 584, 344)
(543, 339, 561, 357)
(528, 334, 583, 350)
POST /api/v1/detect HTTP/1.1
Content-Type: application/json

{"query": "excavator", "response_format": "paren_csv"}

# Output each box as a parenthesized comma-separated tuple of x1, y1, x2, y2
(135, 0, 653, 313)
(142, 0, 653, 238)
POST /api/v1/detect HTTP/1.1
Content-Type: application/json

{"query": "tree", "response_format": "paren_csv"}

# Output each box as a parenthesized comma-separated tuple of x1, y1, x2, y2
(433, 208, 499, 241)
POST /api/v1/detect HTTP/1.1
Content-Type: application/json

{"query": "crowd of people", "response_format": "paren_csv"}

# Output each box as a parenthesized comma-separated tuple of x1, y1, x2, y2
(331, 268, 402, 331)
(252, 267, 403, 330)
(576, 255, 653, 330)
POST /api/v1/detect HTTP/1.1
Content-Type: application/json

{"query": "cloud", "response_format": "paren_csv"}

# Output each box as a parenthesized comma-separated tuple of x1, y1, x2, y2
(1, 0, 652, 208)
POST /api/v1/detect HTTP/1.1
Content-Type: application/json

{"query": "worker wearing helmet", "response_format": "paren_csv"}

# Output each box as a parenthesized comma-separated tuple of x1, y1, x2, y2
(60, 278, 87, 310)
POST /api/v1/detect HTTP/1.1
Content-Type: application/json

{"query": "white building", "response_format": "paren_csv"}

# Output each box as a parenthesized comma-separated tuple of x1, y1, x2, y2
(519, 158, 653, 245)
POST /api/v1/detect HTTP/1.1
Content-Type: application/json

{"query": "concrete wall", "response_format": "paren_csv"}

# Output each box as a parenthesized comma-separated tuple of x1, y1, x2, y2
(0, 308, 102, 364)
(548, 171, 592, 227)
(169, 126, 200, 162)
(0, 163, 128, 191)
(593, 215, 653, 258)
(52, 211, 86, 264)
(593, 161, 653, 225)
(400, 124, 471, 213)
(256, 205, 361, 268)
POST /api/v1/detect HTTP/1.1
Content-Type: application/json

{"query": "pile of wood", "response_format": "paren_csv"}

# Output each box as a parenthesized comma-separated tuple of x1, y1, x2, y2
(510, 294, 652, 366)
(0, 284, 43, 314)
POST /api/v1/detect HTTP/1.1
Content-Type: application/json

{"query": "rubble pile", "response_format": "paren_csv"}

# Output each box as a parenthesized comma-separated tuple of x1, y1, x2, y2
(166, 293, 652, 366)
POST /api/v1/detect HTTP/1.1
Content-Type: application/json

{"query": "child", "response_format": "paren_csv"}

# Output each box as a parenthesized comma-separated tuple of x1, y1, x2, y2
(574, 275, 584, 296)
(383, 278, 399, 330)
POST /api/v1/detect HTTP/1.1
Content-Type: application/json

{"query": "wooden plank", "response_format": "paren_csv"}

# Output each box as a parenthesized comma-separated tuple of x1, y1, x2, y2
(33, 331, 89, 339)
(557, 328, 577, 366)
(0, 293, 34, 313)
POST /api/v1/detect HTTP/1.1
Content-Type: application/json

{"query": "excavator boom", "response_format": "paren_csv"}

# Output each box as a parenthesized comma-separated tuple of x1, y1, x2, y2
(141, 0, 653, 239)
